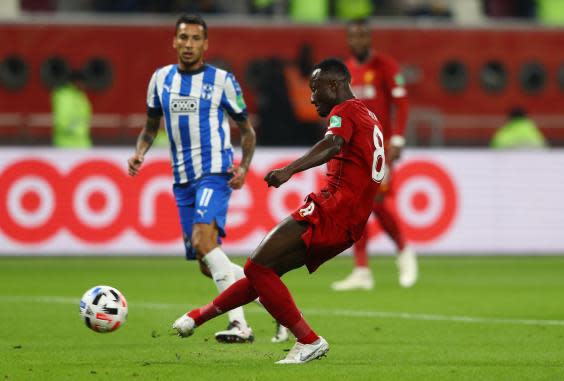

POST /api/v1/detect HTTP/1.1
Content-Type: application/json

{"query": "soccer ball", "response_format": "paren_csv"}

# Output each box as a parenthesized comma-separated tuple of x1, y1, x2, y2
(79, 285, 128, 333)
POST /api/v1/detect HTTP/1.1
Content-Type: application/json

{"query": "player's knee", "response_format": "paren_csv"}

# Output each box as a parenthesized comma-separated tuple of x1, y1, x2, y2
(243, 258, 255, 278)
(191, 232, 214, 255)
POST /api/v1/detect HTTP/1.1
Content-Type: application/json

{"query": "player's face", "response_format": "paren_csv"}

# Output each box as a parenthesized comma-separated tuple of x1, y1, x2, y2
(173, 23, 208, 70)
(347, 24, 371, 59)
(310, 69, 336, 117)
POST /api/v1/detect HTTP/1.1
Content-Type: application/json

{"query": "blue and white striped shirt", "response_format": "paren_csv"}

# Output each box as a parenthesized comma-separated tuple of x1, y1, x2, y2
(146, 64, 248, 184)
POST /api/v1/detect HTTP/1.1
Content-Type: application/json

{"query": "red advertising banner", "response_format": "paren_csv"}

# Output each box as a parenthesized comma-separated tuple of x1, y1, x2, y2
(1, 148, 563, 255)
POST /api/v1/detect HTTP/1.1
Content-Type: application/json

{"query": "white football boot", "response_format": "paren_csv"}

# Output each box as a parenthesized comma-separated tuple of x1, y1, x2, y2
(271, 322, 290, 343)
(397, 246, 418, 288)
(215, 320, 254, 343)
(172, 314, 196, 337)
(331, 267, 374, 291)
(276, 337, 329, 364)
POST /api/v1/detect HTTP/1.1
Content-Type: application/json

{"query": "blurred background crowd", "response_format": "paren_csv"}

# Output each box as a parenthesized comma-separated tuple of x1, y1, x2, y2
(15, 0, 564, 24)
(1, 0, 563, 149)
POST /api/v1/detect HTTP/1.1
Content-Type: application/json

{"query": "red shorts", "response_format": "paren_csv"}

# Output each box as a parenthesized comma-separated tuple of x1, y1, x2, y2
(291, 193, 355, 274)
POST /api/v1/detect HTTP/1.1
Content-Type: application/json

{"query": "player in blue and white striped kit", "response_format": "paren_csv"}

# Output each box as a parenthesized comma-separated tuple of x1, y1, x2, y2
(127, 15, 263, 343)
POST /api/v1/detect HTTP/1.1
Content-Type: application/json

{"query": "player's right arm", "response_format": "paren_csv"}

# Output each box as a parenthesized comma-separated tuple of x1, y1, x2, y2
(128, 115, 161, 176)
(128, 70, 163, 177)
(265, 105, 353, 188)
(264, 134, 344, 188)
(383, 56, 408, 162)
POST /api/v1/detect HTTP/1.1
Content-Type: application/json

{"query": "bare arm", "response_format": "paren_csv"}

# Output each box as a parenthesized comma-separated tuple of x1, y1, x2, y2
(127, 115, 161, 176)
(228, 118, 256, 189)
(264, 134, 345, 188)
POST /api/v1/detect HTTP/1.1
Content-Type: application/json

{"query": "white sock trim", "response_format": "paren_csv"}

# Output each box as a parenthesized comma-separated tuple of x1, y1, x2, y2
(202, 247, 248, 327)
(231, 263, 245, 281)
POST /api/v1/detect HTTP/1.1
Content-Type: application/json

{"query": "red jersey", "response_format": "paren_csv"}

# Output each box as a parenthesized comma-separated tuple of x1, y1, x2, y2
(345, 53, 408, 143)
(314, 98, 385, 240)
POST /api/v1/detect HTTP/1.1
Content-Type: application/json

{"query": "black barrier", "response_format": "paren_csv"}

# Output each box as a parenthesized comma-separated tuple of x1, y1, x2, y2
(480, 60, 507, 93)
(40, 56, 71, 88)
(82, 57, 113, 91)
(439, 60, 468, 93)
(519, 61, 546, 94)
(0, 55, 29, 91)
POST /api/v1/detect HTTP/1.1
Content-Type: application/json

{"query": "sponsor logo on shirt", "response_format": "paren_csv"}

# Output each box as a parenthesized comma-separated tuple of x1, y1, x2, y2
(201, 83, 214, 100)
(394, 73, 405, 86)
(170, 96, 199, 113)
(329, 115, 342, 128)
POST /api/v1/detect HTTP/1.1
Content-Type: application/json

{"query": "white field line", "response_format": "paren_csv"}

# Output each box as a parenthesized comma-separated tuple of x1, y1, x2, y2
(2, 295, 564, 327)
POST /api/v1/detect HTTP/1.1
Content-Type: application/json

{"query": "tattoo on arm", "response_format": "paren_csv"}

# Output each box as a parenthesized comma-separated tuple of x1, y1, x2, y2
(136, 116, 161, 155)
(237, 120, 256, 171)
(142, 133, 154, 145)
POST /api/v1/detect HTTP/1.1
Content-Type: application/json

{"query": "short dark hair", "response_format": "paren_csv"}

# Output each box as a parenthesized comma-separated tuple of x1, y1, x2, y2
(313, 58, 351, 82)
(175, 14, 207, 38)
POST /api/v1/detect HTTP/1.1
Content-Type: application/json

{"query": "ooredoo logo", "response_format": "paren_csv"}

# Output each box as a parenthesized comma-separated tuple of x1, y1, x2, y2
(0, 155, 458, 248)
(393, 159, 458, 242)
(0, 158, 180, 244)
(0, 160, 62, 243)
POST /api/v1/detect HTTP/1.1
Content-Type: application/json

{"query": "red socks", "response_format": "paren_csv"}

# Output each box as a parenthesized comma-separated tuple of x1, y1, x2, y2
(353, 231, 369, 267)
(188, 277, 258, 326)
(188, 303, 221, 326)
(186, 258, 320, 345)
(244, 259, 319, 344)
(373, 199, 406, 251)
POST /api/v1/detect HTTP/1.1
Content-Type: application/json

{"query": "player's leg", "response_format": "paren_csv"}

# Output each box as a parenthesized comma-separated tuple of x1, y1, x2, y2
(173, 216, 329, 363)
(172, 218, 305, 329)
(244, 217, 328, 363)
(223, 217, 327, 361)
(191, 177, 253, 342)
(230, 257, 290, 343)
(373, 194, 418, 288)
(331, 224, 374, 291)
(211, 215, 290, 343)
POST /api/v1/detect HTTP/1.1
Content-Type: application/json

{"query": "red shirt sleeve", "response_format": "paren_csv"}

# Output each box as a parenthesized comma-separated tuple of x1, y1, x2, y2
(325, 103, 354, 143)
(382, 56, 409, 139)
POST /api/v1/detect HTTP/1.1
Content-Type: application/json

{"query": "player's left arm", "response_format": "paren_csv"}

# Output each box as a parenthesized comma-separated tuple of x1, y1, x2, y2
(222, 73, 256, 190)
(265, 134, 344, 188)
(385, 58, 409, 161)
(228, 118, 256, 190)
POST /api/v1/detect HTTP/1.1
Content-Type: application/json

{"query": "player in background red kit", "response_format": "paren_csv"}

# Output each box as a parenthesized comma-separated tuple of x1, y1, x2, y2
(332, 18, 418, 291)
(173, 58, 386, 364)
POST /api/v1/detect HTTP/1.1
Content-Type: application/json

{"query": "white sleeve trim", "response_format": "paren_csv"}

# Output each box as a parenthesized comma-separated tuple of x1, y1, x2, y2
(391, 87, 407, 98)
(146, 71, 159, 108)
(390, 135, 406, 147)
(223, 75, 243, 114)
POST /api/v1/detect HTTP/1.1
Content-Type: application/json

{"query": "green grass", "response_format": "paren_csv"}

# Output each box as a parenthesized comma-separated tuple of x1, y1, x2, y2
(1, 256, 564, 381)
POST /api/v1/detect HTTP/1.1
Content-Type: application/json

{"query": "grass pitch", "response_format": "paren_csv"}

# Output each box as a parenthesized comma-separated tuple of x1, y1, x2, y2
(1, 256, 563, 381)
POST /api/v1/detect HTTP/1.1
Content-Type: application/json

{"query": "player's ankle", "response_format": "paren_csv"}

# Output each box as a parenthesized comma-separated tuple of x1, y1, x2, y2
(298, 330, 319, 345)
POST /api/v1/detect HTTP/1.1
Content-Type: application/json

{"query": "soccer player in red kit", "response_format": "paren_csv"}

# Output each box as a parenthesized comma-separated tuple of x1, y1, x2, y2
(332, 18, 418, 291)
(172, 58, 386, 364)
